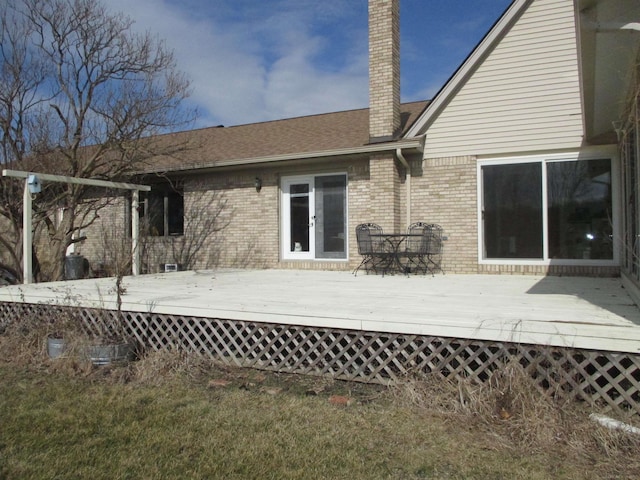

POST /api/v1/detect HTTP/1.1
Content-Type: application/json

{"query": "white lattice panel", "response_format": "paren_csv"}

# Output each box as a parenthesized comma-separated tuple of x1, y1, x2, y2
(2, 301, 639, 417)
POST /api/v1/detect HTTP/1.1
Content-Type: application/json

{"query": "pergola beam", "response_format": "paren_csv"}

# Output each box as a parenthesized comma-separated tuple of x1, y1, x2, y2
(2, 169, 151, 284)
(2, 169, 150, 191)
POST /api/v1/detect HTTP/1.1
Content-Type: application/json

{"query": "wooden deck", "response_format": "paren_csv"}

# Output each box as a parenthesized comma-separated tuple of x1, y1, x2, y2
(1, 269, 639, 355)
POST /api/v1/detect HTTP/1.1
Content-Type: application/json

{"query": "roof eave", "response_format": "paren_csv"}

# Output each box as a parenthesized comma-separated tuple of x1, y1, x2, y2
(142, 136, 425, 175)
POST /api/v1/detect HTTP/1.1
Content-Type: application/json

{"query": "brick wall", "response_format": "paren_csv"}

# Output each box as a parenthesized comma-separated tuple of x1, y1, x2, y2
(196, 162, 378, 272)
(347, 160, 372, 270)
(45, 155, 620, 278)
(182, 172, 280, 270)
(78, 195, 131, 276)
(410, 156, 478, 273)
(369, 153, 401, 232)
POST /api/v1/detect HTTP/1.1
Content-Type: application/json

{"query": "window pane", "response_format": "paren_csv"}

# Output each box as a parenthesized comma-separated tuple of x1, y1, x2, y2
(140, 186, 184, 237)
(147, 191, 165, 236)
(290, 186, 309, 252)
(167, 190, 184, 236)
(483, 163, 543, 259)
(547, 159, 612, 259)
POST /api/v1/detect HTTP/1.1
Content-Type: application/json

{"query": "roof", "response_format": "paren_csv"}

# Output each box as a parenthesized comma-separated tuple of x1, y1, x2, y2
(140, 100, 428, 174)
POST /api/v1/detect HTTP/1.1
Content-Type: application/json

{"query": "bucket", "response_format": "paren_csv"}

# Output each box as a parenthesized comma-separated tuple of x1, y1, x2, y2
(65, 254, 87, 280)
(47, 336, 67, 359)
(85, 343, 134, 366)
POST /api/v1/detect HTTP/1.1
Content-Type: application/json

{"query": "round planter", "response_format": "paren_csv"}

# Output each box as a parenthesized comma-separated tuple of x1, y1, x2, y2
(47, 336, 67, 359)
(85, 342, 134, 366)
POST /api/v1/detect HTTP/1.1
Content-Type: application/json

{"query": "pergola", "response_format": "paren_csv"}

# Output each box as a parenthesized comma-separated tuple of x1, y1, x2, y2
(1, 169, 150, 284)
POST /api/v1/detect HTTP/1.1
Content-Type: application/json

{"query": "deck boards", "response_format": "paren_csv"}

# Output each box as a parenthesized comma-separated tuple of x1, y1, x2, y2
(1, 269, 639, 354)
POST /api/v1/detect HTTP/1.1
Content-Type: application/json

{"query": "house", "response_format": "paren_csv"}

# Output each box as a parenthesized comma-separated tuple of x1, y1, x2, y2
(3, 0, 640, 415)
(82, 0, 640, 291)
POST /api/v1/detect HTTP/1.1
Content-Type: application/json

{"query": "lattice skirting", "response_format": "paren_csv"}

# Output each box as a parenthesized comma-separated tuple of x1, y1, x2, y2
(2, 301, 640, 417)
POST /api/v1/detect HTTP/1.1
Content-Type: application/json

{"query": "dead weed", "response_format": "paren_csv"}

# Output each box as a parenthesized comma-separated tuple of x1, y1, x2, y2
(390, 361, 640, 476)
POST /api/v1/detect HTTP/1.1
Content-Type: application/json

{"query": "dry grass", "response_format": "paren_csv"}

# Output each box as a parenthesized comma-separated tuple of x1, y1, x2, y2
(2, 314, 640, 479)
(391, 363, 640, 475)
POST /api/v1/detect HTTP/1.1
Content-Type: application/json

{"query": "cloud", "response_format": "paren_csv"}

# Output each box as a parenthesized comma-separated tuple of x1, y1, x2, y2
(104, 0, 512, 127)
(106, 0, 368, 128)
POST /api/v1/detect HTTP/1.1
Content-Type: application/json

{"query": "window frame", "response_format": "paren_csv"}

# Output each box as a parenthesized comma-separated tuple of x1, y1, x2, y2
(477, 149, 620, 267)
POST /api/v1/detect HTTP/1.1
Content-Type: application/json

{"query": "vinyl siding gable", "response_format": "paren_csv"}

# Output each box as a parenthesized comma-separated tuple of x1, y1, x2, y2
(423, 0, 584, 159)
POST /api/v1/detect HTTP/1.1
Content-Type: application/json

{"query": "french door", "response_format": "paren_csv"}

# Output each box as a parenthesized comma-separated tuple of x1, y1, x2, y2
(281, 174, 347, 260)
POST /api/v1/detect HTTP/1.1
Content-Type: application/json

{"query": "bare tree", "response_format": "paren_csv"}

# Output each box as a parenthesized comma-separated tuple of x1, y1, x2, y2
(0, 0, 193, 281)
(133, 183, 232, 273)
(0, 2, 48, 282)
(170, 186, 231, 270)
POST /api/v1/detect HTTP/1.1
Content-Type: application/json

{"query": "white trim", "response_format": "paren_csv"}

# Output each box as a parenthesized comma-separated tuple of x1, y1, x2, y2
(281, 175, 315, 261)
(584, 21, 640, 33)
(280, 172, 349, 262)
(2, 169, 150, 191)
(541, 161, 549, 261)
(477, 148, 620, 267)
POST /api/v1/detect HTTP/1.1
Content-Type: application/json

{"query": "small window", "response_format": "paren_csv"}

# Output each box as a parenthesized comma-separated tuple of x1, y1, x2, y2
(139, 185, 184, 237)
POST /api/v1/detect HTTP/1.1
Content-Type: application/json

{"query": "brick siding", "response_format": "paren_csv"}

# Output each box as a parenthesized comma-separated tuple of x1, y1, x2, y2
(54, 154, 619, 278)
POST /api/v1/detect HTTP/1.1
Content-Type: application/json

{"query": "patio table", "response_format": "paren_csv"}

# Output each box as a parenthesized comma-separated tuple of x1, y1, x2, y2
(369, 233, 425, 275)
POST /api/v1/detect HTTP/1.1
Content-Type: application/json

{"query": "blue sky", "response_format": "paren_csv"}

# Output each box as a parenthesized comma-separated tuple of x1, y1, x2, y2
(107, 0, 513, 128)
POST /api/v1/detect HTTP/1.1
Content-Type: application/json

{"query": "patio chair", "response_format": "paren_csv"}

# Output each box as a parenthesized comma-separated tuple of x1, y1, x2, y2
(425, 224, 444, 275)
(404, 222, 430, 274)
(354, 223, 385, 275)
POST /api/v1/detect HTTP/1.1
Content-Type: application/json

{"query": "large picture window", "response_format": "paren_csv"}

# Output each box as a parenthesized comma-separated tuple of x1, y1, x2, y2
(481, 157, 613, 262)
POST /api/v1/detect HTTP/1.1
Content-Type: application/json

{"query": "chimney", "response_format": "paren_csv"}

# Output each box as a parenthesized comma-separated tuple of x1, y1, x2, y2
(368, 0, 400, 143)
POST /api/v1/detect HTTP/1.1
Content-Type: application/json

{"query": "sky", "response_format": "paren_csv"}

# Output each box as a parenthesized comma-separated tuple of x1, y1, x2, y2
(106, 0, 513, 129)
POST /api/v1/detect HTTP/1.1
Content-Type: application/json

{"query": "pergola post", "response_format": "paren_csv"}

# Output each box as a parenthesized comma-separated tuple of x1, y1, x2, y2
(23, 178, 33, 284)
(131, 189, 140, 276)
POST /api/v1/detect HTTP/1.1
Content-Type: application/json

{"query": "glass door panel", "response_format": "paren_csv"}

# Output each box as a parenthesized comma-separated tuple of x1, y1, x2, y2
(289, 183, 310, 253)
(315, 175, 347, 259)
(482, 163, 543, 259)
(547, 159, 612, 260)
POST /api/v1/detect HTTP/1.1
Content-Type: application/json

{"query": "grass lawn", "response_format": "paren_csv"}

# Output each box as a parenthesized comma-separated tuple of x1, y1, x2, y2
(1, 351, 639, 480)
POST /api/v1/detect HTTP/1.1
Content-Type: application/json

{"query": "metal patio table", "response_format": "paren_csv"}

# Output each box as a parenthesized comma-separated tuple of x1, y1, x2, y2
(369, 233, 425, 275)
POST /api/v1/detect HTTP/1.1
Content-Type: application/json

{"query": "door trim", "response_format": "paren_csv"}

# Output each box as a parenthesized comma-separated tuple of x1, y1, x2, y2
(281, 175, 314, 260)
(280, 173, 348, 261)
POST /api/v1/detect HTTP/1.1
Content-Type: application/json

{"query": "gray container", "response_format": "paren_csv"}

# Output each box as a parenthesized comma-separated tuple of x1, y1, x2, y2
(47, 336, 66, 359)
(64, 254, 86, 280)
(86, 343, 134, 366)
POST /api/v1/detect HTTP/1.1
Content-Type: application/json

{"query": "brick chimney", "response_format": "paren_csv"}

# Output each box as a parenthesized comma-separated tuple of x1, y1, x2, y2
(368, 0, 400, 143)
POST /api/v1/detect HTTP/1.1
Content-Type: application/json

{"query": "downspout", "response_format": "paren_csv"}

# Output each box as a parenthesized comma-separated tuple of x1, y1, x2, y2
(396, 147, 411, 228)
